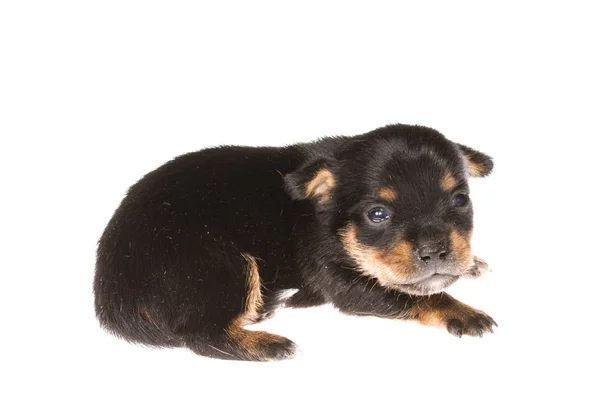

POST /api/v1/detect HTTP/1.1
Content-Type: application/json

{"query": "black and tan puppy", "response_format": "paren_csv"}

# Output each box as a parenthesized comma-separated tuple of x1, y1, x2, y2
(94, 124, 496, 361)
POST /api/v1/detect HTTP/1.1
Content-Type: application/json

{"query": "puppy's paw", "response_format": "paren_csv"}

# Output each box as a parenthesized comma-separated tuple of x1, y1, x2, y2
(445, 308, 497, 338)
(255, 310, 276, 322)
(465, 256, 491, 278)
(410, 293, 497, 338)
(262, 336, 298, 360)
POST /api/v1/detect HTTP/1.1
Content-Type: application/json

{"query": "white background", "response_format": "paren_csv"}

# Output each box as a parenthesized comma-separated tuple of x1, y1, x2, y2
(1, 1, 598, 407)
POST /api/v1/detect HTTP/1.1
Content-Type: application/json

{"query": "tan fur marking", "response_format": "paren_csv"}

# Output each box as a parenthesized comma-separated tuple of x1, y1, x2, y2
(225, 326, 289, 361)
(378, 187, 398, 202)
(339, 224, 413, 287)
(449, 229, 473, 271)
(440, 171, 457, 192)
(224, 253, 283, 361)
(464, 155, 486, 177)
(141, 309, 152, 322)
(380, 240, 413, 274)
(239, 253, 263, 324)
(305, 168, 336, 203)
(408, 293, 481, 328)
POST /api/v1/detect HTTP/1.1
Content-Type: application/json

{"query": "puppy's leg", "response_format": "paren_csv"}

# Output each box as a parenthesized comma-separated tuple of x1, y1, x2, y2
(185, 327, 297, 361)
(325, 274, 495, 337)
(405, 292, 497, 337)
(251, 288, 321, 321)
(285, 289, 326, 308)
(184, 253, 297, 361)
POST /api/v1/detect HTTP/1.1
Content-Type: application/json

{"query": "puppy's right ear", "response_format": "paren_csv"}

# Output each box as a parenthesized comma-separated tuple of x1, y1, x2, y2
(457, 144, 494, 178)
(284, 158, 336, 203)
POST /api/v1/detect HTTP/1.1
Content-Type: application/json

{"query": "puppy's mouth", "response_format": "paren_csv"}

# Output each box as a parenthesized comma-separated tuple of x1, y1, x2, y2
(390, 273, 460, 296)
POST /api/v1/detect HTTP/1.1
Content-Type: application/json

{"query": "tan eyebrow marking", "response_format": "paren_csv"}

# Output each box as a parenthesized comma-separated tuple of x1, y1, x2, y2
(378, 186, 398, 202)
(441, 171, 457, 192)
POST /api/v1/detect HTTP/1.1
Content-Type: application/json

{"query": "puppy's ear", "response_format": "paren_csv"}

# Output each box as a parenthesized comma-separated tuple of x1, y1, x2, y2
(284, 158, 336, 203)
(457, 144, 494, 178)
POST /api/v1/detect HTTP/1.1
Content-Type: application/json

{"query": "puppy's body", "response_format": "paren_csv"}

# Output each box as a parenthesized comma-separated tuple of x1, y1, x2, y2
(94, 124, 495, 361)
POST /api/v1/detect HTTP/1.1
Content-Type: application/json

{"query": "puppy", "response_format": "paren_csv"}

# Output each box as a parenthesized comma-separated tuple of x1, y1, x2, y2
(94, 124, 496, 361)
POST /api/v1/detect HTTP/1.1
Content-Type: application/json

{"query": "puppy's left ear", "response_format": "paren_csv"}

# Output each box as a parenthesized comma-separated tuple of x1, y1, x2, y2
(284, 158, 337, 204)
(457, 144, 494, 178)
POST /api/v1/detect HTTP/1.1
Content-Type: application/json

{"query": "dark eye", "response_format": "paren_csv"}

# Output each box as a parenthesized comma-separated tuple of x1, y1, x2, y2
(367, 207, 390, 223)
(452, 193, 469, 207)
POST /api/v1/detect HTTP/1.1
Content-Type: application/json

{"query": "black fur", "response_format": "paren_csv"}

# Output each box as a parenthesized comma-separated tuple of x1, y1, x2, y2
(94, 124, 495, 360)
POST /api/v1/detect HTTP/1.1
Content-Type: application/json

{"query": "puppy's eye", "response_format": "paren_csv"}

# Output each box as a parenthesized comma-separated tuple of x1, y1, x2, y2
(367, 207, 390, 223)
(452, 193, 469, 207)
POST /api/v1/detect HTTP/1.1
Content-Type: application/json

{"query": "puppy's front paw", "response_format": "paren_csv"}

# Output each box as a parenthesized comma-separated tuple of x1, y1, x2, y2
(410, 293, 497, 338)
(465, 256, 490, 278)
(445, 308, 497, 338)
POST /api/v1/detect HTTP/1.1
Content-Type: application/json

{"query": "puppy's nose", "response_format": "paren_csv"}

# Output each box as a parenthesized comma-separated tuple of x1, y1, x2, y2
(418, 244, 448, 263)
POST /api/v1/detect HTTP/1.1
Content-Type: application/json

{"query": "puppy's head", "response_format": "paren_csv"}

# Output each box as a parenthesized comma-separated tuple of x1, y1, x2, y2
(285, 124, 493, 296)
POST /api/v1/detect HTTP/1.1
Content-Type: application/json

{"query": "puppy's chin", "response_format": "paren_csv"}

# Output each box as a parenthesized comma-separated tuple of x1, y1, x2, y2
(389, 274, 460, 296)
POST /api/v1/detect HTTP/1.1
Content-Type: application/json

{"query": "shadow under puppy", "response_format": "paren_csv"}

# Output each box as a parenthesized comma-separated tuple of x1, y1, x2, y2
(94, 124, 496, 361)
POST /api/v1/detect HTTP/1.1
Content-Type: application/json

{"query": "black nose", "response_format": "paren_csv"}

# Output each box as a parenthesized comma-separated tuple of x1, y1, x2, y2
(418, 244, 448, 263)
